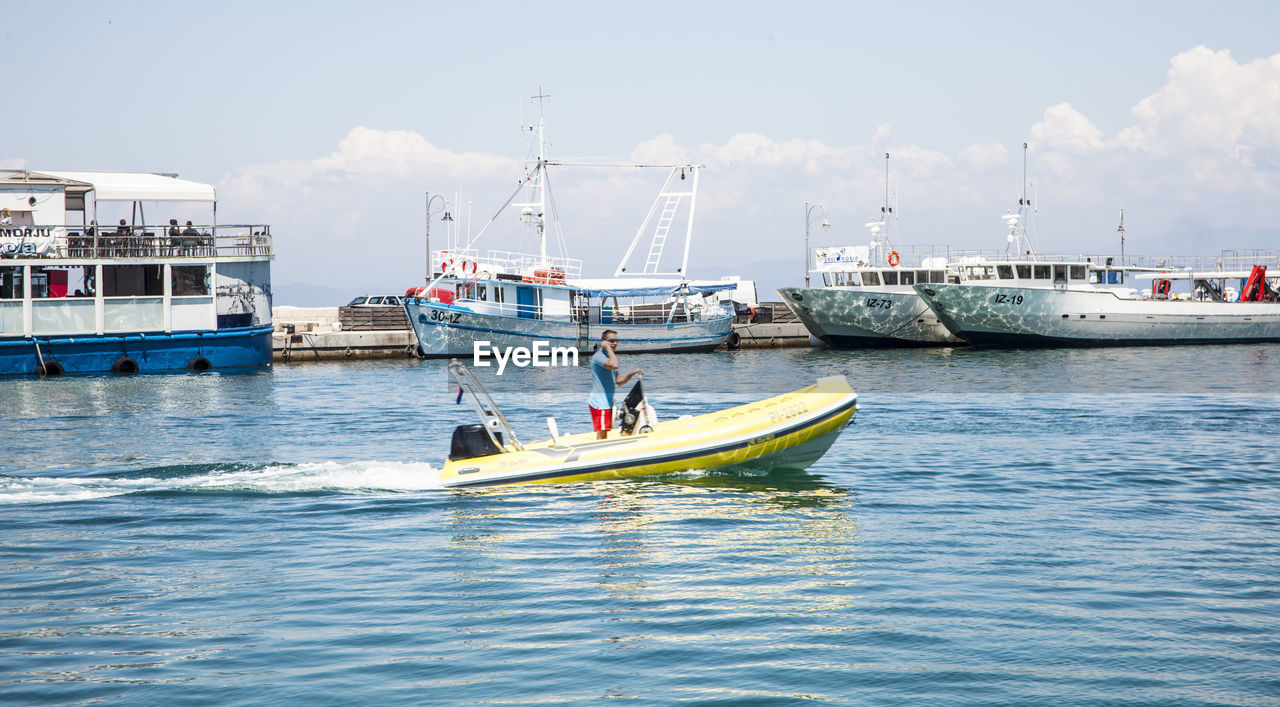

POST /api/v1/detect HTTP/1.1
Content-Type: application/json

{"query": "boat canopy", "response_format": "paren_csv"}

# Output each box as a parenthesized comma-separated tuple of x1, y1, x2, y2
(578, 282, 739, 299)
(16, 170, 216, 202)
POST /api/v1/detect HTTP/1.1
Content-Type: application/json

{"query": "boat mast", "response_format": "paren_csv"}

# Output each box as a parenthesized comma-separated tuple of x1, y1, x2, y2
(865, 152, 893, 264)
(513, 88, 551, 268)
(1004, 142, 1036, 259)
(1117, 208, 1126, 267)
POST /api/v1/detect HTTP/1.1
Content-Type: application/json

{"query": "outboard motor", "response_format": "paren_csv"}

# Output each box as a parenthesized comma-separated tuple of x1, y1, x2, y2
(449, 424, 505, 461)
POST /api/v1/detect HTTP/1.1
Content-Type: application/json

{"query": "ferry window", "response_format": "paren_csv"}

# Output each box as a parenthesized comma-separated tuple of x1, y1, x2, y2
(103, 265, 163, 296)
(1053, 265, 1067, 283)
(863, 271, 880, 286)
(849, 273, 863, 286)
(915, 270, 928, 283)
(821, 273, 831, 286)
(494, 286, 505, 303)
(1016, 264, 1031, 279)
(1069, 265, 1086, 280)
(997, 265, 1015, 279)
(30, 266, 95, 298)
(477, 285, 487, 301)
(172, 266, 209, 296)
(0, 266, 20, 299)
(899, 271, 915, 285)
(1033, 265, 1051, 279)
(931, 270, 945, 283)
(882, 271, 899, 286)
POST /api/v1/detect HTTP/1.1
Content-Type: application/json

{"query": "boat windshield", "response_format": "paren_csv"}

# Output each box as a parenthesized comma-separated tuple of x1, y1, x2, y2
(962, 265, 997, 280)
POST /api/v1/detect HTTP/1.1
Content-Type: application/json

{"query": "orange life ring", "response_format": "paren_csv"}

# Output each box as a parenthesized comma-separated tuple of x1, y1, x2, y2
(887, 250, 900, 267)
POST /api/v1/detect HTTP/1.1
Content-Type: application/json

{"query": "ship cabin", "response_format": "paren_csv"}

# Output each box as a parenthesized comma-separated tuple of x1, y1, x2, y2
(418, 248, 740, 325)
(953, 258, 1130, 287)
(813, 245, 956, 288)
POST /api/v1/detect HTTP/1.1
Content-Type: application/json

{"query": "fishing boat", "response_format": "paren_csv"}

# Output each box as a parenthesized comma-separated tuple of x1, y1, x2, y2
(404, 96, 745, 357)
(777, 155, 962, 347)
(915, 249, 1280, 347)
(0, 170, 273, 376)
(777, 240, 962, 347)
(438, 361, 858, 488)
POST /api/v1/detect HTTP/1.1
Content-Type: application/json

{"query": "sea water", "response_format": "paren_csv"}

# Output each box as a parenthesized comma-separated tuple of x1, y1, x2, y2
(2, 346, 1278, 705)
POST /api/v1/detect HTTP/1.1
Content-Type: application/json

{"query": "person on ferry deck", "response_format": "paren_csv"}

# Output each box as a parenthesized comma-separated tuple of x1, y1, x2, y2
(116, 219, 132, 235)
(587, 330, 643, 440)
(0, 208, 11, 226)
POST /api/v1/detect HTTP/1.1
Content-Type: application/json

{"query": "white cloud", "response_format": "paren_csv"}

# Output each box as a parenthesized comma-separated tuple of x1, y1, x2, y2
(1116, 46, 1280, 166)
(1031, 103, 1105, 156)
(213, 46, 1280, 301)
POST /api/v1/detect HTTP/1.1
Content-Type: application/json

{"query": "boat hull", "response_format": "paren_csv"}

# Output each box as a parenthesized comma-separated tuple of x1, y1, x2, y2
(405, 299, 732, 356)
(439, 376, 858, 488)
(915, 283, 1280, 347)
(0, 325, 274, 376)
(777, 287, 960, 347)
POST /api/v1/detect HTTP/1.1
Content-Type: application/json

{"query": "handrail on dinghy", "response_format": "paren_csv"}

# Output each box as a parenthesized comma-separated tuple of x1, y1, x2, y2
(448, 359, 525, 452)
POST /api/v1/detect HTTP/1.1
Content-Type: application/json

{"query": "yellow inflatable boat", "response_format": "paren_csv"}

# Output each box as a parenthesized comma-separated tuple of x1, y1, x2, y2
(439, 363, 858, 488)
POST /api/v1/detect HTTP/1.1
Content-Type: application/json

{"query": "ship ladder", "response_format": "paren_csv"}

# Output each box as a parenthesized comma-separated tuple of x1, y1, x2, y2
(643, 195, 681, 273)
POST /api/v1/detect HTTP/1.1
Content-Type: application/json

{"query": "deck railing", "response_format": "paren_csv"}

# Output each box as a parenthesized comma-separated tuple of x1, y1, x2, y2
(0, 225, 272, 259)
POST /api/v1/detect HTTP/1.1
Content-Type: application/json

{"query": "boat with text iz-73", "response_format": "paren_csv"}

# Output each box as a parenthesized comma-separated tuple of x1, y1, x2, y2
(914, 250, 1280, 347)
(0, 170, 273, 376)
(404, 102, 747, 357)
(779, 241, 962, 348)
(778, 154, 965, 347)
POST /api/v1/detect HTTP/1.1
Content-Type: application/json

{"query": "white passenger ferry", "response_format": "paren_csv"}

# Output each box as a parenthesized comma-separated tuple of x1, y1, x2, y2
(914, 250, 1280, 346)
(405, 100, 743, 357)
(0, 170, 273, 375)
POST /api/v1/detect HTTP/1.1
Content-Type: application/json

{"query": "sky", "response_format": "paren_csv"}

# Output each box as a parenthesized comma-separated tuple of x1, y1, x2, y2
(4, 1, 1279, 303)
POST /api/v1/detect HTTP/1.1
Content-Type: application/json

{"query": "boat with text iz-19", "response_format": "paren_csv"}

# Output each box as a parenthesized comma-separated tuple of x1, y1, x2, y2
(0, 170, 273, 376)
(914, 250, 1280, 347)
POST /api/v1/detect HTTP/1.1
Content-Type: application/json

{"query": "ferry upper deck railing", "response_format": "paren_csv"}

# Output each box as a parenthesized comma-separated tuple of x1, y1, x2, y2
(0, 224, 272, 259)
(431, 248, 583, 279)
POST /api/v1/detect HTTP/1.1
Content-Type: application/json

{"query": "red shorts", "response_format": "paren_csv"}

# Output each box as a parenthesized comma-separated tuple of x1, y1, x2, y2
(590, 406, 613, 432)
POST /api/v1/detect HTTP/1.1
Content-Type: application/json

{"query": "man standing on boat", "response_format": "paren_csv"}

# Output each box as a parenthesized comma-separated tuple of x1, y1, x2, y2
(588, 330, 642, 440)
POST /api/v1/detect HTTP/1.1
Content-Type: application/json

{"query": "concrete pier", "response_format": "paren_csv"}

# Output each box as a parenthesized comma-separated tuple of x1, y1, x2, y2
(271, 301, 815, 363)
(272, 306, 418, 362)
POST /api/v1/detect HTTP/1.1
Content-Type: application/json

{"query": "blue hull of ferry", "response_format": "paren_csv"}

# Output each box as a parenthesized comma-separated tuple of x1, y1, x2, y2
(0, 325, 273, 376)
